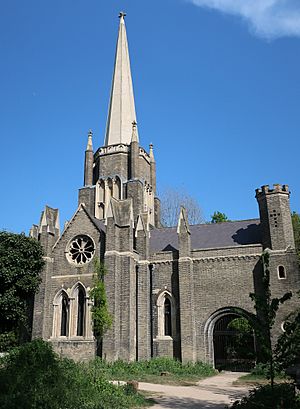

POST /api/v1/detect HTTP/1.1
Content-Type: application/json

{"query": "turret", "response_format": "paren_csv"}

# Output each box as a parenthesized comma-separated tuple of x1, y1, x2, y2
(256, 184, 295, 250)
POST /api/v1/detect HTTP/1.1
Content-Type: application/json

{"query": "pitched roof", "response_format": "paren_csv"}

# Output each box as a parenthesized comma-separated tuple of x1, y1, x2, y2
(150, 219, 261, 253)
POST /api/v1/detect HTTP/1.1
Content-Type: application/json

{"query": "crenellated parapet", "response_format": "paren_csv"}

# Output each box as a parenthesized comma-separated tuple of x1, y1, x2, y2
(255, 184, 290, 197)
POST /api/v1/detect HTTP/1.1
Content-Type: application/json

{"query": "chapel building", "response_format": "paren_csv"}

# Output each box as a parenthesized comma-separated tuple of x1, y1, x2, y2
(30, 14, 300, 368)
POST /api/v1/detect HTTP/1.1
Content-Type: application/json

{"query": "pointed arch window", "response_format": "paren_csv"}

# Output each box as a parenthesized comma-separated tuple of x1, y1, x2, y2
(164, 297, 172, 336)
(61, 293, 69, 336)
(156, 291, 176, 338)
(77, 287, 85, 336)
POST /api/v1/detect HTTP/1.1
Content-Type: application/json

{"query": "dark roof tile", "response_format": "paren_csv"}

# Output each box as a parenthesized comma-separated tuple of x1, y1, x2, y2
(150, 219, 261, 253)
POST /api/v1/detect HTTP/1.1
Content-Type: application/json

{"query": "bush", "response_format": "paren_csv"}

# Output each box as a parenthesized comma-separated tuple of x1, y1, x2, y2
(0, 339, 147, 409)
(228, 384, 300, 409)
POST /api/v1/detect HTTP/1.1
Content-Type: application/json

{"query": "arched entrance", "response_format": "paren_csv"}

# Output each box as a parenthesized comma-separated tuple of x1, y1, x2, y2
(205, 308, 256, 372)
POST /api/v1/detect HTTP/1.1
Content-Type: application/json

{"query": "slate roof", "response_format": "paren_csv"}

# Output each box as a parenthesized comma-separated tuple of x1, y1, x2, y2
(150, 219, 262, 253)
(91, 217, 106, 232)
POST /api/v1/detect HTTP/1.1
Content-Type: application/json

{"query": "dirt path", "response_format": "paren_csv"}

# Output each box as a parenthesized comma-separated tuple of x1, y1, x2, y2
(139, 372, 249, 409)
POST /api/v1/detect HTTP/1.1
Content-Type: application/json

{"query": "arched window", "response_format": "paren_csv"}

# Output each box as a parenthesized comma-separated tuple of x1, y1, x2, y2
(99, 180, 105, 202)
(278, 265, 286, 279)
(164, 297, 172, 336)
(108, 178, 113, 198)
(156, 290, 175, 338)
(77, 287, 85, 336)
(114, 177, 121, 199)
(61, 293, 69, 336)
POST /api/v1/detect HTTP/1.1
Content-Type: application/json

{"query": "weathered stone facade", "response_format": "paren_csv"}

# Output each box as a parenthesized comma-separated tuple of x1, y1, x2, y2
(30, 15, 300, 366)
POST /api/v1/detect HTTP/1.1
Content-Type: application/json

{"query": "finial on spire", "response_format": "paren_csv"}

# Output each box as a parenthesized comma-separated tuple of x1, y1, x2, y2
(131, 121, 138, 143)
(86, 129, 93, 151)
(119, 11, 126, 19)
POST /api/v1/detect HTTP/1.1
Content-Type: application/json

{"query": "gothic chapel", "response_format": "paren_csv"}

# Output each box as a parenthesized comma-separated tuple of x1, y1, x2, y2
(30, 13, 300, 368)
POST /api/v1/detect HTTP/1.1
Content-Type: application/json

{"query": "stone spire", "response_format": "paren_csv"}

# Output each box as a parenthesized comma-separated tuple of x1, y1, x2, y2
(104, 12, 138, 146)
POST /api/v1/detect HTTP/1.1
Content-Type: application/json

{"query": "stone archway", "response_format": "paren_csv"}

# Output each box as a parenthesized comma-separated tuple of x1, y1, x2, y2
(204, 307, 256, 371)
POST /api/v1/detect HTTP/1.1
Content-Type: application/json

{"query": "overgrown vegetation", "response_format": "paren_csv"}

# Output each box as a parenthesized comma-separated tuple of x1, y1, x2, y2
(0, 339, 150, 409)
(275, 291, 300, 372)
(249, 251, 292, 387)
(0, 231, 44, 351)
(227, 383, 300, 409)
(235, 363, 287, 385)
(90, 258, 113, 355)
(87, 356, 217, 384)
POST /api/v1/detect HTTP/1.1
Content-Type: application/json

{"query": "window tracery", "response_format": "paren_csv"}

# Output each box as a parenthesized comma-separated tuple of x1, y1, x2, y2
(66, 235, 95, 265)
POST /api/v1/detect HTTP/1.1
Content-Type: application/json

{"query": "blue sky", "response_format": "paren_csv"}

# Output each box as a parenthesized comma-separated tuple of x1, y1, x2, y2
(1, 0, 300, 233)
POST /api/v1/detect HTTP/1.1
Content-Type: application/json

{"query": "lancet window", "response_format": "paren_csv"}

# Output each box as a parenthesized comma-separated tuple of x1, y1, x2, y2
(60, 292, 69, 336)
(156, 290, 176, 338)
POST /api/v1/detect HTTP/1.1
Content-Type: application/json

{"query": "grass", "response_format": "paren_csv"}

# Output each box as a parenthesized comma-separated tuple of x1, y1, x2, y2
(86, 357, 217, 385)
(233, 364, 290, 386)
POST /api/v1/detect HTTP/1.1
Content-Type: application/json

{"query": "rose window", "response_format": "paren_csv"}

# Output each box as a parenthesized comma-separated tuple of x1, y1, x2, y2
(67, 235, 95, 265)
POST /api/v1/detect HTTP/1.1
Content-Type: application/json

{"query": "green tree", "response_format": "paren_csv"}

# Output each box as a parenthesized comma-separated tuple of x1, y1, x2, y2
(250, 251, 292, 388)
(275, 291, 300, 372)
(0, 232, 44, 351)
(227, 317, 256, 360)
(211, 211, 229, 223)
(89, 258, 113, 355)
(292, 211, 300, 264)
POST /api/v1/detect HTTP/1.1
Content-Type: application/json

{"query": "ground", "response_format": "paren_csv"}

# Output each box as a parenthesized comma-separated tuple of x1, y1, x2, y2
(140, 372, 249, 409)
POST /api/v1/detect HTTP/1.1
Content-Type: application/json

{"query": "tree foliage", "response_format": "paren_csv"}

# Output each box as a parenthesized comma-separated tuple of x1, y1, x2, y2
(229, 383, 299, 409)
(160, 187, 204, 227)
(227, 317, 256, 360)
(0, 232, 44, 350)
(275, 291, 300, 371)
(292, 211, 300, 264)
(210, 211, 229, 223)
(249, 251, 292, 387)
(90, 258, 112, 350)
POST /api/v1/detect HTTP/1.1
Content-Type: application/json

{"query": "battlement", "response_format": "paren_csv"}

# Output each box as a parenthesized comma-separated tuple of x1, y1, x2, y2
(255, 184, 290, 197)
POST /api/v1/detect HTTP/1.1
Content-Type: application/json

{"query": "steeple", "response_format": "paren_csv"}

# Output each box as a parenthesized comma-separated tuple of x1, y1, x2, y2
(104, 12, 138, 146)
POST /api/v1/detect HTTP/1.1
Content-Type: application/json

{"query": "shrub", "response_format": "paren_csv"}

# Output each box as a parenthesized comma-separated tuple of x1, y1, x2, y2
(247, 362, 286, 379)
(228, 384, 300, 409)
(0, 339, 147, 409)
